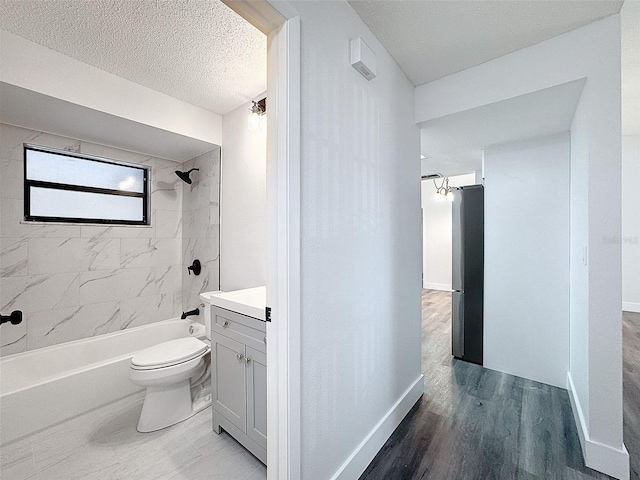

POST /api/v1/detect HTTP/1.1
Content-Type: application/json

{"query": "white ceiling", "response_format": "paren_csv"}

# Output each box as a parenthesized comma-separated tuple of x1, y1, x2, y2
(347, 0, 636, 175)
(348, 0, 623, 87)
(0, 0, 266, 116)
(420, 79, 586, 177)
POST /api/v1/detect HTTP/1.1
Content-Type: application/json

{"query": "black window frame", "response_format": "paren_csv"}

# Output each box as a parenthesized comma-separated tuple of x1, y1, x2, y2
(23, 144, 151, 226)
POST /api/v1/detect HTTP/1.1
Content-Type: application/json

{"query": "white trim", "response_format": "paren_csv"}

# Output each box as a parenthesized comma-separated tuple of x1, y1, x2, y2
(567, 373, 630, 480)
(271, 15, 301, 480)
(330, 376, 425, 480)
(566, 372, 588, 458)
(222, 2, 301, 479)
(423, 282, 452, 292)
(222, 1, 285, 34)
(622, 302, 640, 313)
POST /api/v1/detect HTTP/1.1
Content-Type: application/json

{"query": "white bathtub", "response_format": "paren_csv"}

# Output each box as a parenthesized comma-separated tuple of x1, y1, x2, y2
(0, 318, 205, 445)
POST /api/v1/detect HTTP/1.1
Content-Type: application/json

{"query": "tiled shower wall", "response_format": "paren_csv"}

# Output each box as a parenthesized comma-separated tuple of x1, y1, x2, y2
(182, 149, 221, 311)
(0, 123, 219, 356)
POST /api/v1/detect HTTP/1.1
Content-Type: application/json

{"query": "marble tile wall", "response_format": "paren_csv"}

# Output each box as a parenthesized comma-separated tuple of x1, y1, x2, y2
(0, 124, 219, 356)
(181, 149, 221, 312)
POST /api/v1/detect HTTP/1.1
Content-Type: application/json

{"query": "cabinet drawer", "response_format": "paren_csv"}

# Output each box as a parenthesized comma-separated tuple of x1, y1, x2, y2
(211, 306, 266, 353)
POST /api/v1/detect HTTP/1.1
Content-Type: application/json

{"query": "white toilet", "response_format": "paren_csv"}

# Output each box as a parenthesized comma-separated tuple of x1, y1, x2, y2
(130, 326, 212, 433)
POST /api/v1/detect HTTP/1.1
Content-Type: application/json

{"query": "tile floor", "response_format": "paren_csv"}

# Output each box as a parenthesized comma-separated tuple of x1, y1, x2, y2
(0, 392, 266, 480)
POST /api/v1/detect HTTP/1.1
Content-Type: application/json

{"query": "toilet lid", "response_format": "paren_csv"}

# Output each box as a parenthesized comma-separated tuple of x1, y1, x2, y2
(132, 337, 208, 368)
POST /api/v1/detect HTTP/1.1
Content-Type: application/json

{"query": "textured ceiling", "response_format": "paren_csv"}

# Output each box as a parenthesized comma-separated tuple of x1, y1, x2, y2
(348, 0, 624, 86)
(0, 0, 266, 115)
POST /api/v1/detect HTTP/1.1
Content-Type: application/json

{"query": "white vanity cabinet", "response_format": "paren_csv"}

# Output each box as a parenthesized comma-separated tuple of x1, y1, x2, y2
(210, 305, 267, 464)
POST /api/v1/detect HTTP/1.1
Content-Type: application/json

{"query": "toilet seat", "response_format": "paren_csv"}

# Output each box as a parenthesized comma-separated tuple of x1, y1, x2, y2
(132, 337, 208, 370)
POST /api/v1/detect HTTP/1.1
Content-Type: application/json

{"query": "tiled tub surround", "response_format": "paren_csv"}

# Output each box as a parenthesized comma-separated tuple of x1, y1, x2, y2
(0, 124, 219, 356)
(182, 148, 221, 309)
(0, 319, 204, 445)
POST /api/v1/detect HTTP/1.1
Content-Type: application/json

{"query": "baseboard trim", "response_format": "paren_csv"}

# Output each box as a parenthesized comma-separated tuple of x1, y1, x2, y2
(622, 302, 640, 313)
(567, 372, 630, 480)
(423, 282, 451, 291)
(330, 374, 424, 480)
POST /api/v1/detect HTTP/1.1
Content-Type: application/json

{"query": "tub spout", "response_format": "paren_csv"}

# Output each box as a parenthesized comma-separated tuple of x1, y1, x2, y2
(181, 308, 199, 320)
(0, 310, 22, 326)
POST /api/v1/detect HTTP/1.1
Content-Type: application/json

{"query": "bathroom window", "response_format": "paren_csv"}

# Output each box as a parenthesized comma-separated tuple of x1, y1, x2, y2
(23, 144, 150, 225)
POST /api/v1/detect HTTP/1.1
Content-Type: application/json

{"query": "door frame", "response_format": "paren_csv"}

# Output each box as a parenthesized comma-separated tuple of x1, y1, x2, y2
(221, 2, 301, 479)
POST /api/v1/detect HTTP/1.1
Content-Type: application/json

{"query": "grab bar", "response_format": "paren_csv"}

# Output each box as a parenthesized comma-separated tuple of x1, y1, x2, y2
(0, 310, 23, 326)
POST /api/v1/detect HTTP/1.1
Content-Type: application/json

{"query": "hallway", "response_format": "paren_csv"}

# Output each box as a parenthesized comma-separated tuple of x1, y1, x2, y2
(360, 290, 639, 480)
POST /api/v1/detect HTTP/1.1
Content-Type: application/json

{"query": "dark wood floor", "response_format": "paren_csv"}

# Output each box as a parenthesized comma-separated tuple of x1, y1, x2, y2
(360, 290, 640, 480)
(625, 310, 640, 480)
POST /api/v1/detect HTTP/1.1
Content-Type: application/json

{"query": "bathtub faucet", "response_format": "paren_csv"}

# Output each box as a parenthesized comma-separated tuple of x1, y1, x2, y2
(181, 308, 200, 320)
(0, 310, 23, 326)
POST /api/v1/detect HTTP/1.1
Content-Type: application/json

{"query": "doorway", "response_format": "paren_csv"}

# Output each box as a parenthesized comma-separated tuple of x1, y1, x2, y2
(221, 2, 301, 479)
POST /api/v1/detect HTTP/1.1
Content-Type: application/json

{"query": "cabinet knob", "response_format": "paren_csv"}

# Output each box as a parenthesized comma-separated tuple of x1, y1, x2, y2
(222, 320, 229, 328)
(245, 357, 251, 364)
(236, 353, 244, 361)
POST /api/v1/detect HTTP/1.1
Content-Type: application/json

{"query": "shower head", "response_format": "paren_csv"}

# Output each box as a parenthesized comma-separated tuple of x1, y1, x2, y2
(175, 168, 200, 184)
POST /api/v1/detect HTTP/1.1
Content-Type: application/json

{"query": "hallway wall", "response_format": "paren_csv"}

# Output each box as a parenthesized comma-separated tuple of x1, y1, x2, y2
(294, 1, 422, 478)
(622, 135, 640, 313)
(484, 132, 570, 388)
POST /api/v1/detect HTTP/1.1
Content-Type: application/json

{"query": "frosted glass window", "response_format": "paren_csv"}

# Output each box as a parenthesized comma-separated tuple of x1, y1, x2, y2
(29, 188, 144, 221)
(24, 144, 150, 225)
(26, 149, 144, 192)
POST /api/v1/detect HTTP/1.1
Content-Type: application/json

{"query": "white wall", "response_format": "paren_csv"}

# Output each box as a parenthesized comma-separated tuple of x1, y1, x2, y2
(484, 133, 570, 388)
(292, 1, 423, 479)
(220, 100, 267, 291)
(622, 135, 640, 312)
(569, 84, 591, 430)
(0, 30, 222, 146)
(421, 173, 475, 290)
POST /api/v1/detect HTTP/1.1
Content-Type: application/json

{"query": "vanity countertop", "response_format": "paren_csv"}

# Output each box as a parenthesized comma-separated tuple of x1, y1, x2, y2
(200, 286, 266, 321)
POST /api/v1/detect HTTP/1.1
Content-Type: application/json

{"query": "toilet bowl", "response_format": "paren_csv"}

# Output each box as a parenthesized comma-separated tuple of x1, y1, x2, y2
(130, 336, 212, 433)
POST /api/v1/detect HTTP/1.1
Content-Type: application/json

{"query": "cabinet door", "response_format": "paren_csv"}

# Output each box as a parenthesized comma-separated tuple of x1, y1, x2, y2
(245, 346, 267, 449)
(212, 334, 247, 432)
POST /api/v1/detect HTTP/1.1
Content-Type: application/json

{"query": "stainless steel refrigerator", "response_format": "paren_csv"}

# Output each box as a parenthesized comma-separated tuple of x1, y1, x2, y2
(451, 184, 484, 365)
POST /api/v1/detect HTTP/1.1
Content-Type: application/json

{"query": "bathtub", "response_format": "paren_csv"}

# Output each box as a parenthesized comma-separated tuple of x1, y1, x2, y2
(0, 319, 205, 445)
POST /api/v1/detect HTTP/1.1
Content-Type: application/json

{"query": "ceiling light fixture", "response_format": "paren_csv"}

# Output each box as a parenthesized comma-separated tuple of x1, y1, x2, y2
(248, 98, 266, 132)
(433, 177, 454, 202)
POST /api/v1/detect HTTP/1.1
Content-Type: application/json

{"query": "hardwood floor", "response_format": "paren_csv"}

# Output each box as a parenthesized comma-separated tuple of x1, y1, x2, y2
(360, 290, 640, 480)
